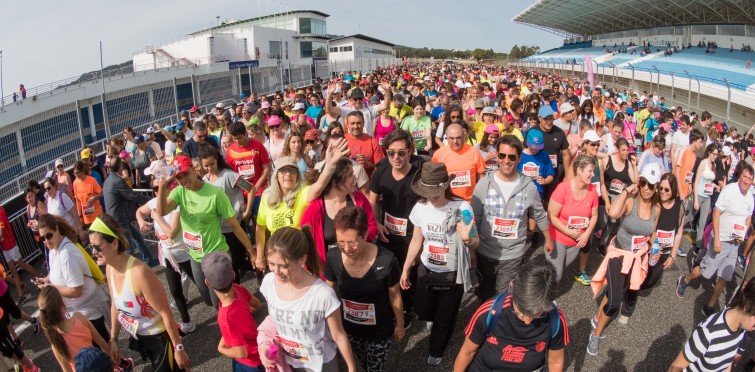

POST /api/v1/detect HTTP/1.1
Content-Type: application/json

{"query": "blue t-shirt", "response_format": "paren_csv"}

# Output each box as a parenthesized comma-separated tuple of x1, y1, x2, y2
(305, 105, 323, 121)
(517, 150, 555, 197)
(431, 106, 445, 123)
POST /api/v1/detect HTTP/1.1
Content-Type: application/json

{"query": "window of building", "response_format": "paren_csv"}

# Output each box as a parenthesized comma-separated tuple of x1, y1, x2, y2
(339, 46, 352, 52)
(300, 41, 328, 58)
(299, 18, 326, 36)
(269, 41, 281, 59)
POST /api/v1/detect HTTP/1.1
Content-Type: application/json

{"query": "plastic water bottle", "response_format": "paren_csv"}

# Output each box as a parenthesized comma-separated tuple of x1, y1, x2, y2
(265, 343, 279, 362)
(462, 210, 477, 237)
(649, 238, 660, 266)
(152, 163, 176, 180)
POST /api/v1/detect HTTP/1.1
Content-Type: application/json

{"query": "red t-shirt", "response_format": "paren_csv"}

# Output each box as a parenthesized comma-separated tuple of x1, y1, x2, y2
(548, 181, 599, 246)
(226, 139, 272, 197)
(217, 284, 261, 367)
(345, 133, 384, 175)
(0, 207, 17, 252)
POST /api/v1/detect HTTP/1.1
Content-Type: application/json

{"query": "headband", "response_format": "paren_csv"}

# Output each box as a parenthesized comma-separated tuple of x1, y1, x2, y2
(89, 218, 118, 239)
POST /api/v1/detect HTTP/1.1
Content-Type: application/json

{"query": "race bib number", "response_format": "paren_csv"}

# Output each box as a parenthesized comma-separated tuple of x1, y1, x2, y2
(183, 231, 203, 252)
(343, 300, 377, 325)
(411, 130, 424, 141)
(567, 216, 589, 230)
(685, 171, 693, 184)
(549, 154, 558, 168)
(83, 204, 96, 215)
(703, 183, 714, 196)
(592, 181, 602, 197)
(731, 223, 747, 241)
(238, 164, 255, 177)
(631, 236, 648, 253)
(492, 218, 519, 240)
(656, 230, 675, 247)
(275, 336, 310, 361)
(427, 245, 448, 266)
(610, 179, 625, 194)
(385, 213, 408, 236)
(450, 170, 471, 188)
(522, 163, 540, 178)
(117, 312, 140, 339)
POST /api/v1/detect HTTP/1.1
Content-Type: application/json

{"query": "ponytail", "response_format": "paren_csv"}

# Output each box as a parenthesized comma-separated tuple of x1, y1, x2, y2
(267, 226, 322, 277)
(37, 286, 71, 362)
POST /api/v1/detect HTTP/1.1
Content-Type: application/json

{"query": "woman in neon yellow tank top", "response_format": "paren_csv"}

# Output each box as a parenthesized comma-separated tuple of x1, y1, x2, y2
(88, 215, 189, 371)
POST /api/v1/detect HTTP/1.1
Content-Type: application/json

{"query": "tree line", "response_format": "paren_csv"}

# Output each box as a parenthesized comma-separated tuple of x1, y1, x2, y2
(395, 44, 541, 61)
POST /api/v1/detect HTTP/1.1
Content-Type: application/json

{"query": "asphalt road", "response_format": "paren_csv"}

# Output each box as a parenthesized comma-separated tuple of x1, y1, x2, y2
(13, 235, 755, 371)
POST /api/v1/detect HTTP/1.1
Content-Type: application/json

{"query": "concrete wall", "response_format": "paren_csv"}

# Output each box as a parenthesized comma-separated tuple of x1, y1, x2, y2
(328, 39, 355, 62)
(209, 34, 248, 62)
(328, 37, 394, 63)
(133, 35, 211, 71)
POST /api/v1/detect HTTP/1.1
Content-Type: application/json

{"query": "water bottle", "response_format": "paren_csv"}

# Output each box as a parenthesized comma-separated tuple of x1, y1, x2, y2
(462, 209, 477, 237)
(152, 162, 175, 180)
(265, 343, 279, 362)
(649, 238, 660, 266)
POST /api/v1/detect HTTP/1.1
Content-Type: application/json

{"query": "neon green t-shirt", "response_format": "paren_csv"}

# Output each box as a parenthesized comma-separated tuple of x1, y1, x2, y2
(389, 105, 412, 119)
(168, 183, 234, 261)
(256, 186, 310, 233)
(400, 116, 432, 151)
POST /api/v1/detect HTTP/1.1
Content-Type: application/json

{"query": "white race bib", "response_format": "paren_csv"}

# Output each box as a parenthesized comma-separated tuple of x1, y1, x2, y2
(492, 218, 519, 240)
(83, 204, 96, 215)
(522, 163, 540, 178)
(731, 222, 747, 241)
(427, 245, 448, 266)
(343, 300, 377, 325)
(450, 170, 472, 188)
(276, 336, 311, 361)
(631, 235, 648, 253)
(703, 183, 714, 196)
(117, 312, 140, 339)
(592, 181, 602, 197)
(656, 230, 675, 247)
(610, 179, 625, 194)
(411, 130, 424, 141)
(238, 164, 255, 177)
(384, 212, 408, 236)
(549, 154, 558, 168)
(567, 216, 589, 230)
(685, 171, 693, 184)
(183, 231, 203, 252)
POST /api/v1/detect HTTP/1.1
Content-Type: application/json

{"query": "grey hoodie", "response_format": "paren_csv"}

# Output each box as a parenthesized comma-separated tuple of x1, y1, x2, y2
(471, 172, 549, 261)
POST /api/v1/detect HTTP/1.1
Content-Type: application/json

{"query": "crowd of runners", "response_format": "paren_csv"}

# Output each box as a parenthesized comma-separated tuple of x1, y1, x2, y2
(1, 61, 755, 371)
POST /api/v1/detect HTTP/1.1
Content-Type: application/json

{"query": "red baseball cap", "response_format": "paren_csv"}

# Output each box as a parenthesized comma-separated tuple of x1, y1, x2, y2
(189, 105, 199, 113)
(304, 129, 318, 141)
(171, 156, 193, 175)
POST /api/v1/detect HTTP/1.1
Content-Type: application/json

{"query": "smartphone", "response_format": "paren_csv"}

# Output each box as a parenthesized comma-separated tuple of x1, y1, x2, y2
(236, 177, 254, 193)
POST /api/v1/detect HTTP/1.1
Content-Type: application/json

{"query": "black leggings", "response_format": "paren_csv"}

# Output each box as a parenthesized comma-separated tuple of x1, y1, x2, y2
(128, 331, 184, 372)
(414, 265, 463, 358)
(380, 242, 417, 313)
(0, 316, 23, 360)
(0, 289, 22, 321)
(90, 317, 110, 346)
(164, 260, 194, 324)
(223, 232, 251, 284)
(602, 257, 640, 317)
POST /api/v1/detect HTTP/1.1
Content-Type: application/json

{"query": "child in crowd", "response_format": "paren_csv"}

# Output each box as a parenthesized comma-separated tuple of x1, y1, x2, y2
(202, 251, 264, 371)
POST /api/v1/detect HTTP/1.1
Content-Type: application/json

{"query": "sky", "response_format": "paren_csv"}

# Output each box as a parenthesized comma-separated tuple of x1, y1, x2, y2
(0, 0, 560, 91)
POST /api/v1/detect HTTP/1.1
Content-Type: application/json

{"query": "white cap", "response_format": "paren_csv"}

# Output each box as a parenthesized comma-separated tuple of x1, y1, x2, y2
(293, 102, 306, 111)
(146, 127, 156, 133)
(582, 130, 601, 143)
(640, 163, 661, 185)
(722, 146, 733, 156)
(215, 102, 226, 109)
(54, 159, 64, 167)
(560, 102, 575, 113)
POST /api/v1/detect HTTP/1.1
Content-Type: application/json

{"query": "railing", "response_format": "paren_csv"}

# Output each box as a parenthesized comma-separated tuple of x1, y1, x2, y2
(4, 208, 46, 271)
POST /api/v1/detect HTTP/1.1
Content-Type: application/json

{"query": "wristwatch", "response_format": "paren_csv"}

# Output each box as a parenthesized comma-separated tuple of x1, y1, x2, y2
(174, 343, 185, 352)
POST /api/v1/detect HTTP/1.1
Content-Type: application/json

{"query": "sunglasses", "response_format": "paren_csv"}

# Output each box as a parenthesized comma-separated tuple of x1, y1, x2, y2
(306, 140, 315, 144)
(660, 186, 672, 193)
(89, 244, 102, 253)
(498, 153, 518, 161)
(386, 149, 408, 158)
(449, 115, 461, 119)
(638, 178, 656, 190)
(278, 168, 298, 175)
(39, 232, 54, 242)
(45, 186, 53, 191)
(588, 141, 600, 147)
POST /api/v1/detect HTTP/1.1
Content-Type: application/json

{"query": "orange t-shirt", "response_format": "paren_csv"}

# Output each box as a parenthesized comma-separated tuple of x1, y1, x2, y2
(73, 176, 103, 224)
(432, 144, 486, 202)
(678, 148, 698, 199)
(345, 133, 384, 176)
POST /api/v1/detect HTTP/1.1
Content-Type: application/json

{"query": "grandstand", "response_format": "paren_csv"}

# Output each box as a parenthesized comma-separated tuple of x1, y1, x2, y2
(513, 0, 755, 127)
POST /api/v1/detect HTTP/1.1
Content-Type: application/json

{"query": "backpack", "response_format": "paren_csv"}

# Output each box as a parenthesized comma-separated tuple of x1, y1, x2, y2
(63, 241, 105, 285)
(485, 292, 561, 339)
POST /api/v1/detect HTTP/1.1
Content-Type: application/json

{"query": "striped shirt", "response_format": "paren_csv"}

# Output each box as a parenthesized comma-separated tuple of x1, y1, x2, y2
(683, 309, 744, 372)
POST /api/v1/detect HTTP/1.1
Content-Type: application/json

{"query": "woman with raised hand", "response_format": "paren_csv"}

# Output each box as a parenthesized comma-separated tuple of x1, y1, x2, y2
(259, 226, 356, 372)
(88, 214, 189, 371)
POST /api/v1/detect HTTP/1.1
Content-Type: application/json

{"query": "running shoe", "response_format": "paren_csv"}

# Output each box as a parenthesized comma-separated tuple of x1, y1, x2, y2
(30, 317, 40, 336)
(403, 311, 412, 330)
(22, 364, 40, 372)
(427, 356, 442, 366)
(701, 305, 717, 318)
(586, 333, 605, 356)
(575, 272, 591, 286)
(677, 247, 687, 257)
(426, 321, 433, 332)
(116, 358, 134, 372)
(676, 275, 688, 298)
(180, 321, 196, 334)
(617, 314, 629, 325)
(590, 316, 598, 330)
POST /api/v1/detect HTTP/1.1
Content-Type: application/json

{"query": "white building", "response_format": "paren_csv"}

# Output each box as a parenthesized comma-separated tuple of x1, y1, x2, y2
(133, 10, 330, 71)
(328, 34, 396, 63)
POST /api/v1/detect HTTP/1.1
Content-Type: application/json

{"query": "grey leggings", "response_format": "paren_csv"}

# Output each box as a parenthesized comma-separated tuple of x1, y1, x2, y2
(695, 196, 712, 248)
(546, 241, 581, 281)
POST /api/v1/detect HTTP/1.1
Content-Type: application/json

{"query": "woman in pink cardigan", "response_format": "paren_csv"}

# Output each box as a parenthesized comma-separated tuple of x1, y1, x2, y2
(300, 157, 378, 271)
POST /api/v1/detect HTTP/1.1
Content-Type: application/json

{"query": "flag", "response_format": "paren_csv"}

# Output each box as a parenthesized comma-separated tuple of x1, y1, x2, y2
(123, 301, 134, 308)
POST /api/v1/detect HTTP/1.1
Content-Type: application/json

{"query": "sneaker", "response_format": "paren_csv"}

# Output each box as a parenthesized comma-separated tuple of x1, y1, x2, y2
(586, 333, 605, 356)
(676, 275, 688, 298)
(30, 317, 40, 336)
(180, 321, 196, 333)
(427, 356, 442, 366)
(575, 272, 591, 286)
(617, 314, 629, 325)
(22, 364, 40, 372)
(403, 312, 413, 330)
(13, 338, 24, 349)
(590, 316, 598, 330)
(426, 321, 433, 332)
(116, 357, 134, 372)
(702, 305, 717, 318)
(677, 247, 687, 257)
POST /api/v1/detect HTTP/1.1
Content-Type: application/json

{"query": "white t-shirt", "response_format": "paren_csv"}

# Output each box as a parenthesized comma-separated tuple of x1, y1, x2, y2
(409, 199, 473, 273)
(671, 130, 690, 164)
(146, 199, 190, 263)
(165, 141, 177, 160)
(49, 238, 104, 319)
(203, 169, 244, 233)
(341, 105, 379, 136)
(493, 172, 518, 203)
(265, 137, 286, 164)
(46, 192, 76, 228)
(715, 183, 754, 242)
(259, 273, 340, 369)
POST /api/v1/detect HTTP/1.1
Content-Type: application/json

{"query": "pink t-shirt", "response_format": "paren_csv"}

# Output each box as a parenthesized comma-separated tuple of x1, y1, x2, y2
(374, 116, 396, 148)
(548, 181, 599, 246)
(217, 284, 261, 367)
